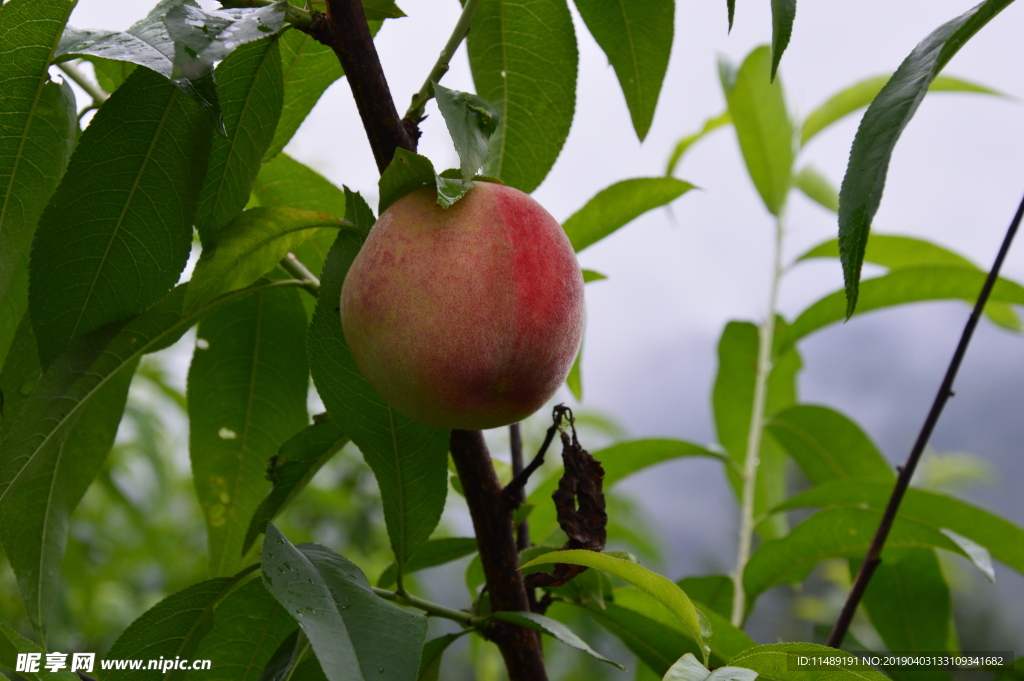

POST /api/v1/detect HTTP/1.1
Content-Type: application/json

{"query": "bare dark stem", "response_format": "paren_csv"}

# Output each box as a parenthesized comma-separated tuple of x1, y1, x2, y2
(449, 430, 548, 681)
(310, 0, 418, 171)
(509, 423, 530, 550)
(827, 190, 1024, 649)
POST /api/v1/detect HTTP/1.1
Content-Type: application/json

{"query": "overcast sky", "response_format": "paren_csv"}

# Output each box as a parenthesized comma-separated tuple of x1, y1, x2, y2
(67, 0, 1024, 646)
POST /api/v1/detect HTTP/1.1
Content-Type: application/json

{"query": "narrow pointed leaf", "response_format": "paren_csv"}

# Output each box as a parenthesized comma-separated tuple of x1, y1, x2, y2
(80, 55, 137, 93)
(0, 314, 39, 444)
(563, 177, 695, 252)
(243, 418, 349, 554)
(572, 0, 674, 140)
(416, 633, 464, 681)
(375, 537, 478, 589)
(361, 0, 406, 20)
(527, 438, 725, 539)
(0, 0, 77, 340)
(566, 339, 583, 400)
(433, 83, 500, 182)
(195, 36, 284, 242)
(0, 254, 29, 372)
(163, 3, 286, 80)
(489, 611, 624, 669)
(521, 550, 709, 663)
(307, 231, 450, 574)
(769, 0, 795, 81)
(777, 481, 1024, 576)
(185, 578, 295, 681)
(264, 29, 344, 161)
(728, 643, 890, 681)
(261, 525, 427, 681)
(185, 207, 344, 313)
(578, 601, 701, 675)
(719, 46, 794, 215)
(188, 286, 310, 576)
(743, 507, 971, 599)
(0, 344, 135, 637)
(665, 111, 730, 176)
(801, 74, 1001, 146)
(102, 577, 236, 681)
(29, 66, 211, 367)
(785, 267, 1024, 345)
(468, 0, 578, 193)
(837, 0, 1014, 315)
(793, 165, 838, 212)
(726, 0, 735, 30)
(765, 405, 893, 485)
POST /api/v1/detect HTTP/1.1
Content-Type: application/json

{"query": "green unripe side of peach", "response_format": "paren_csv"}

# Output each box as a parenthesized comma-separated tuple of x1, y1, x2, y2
(340, 182, 585, 430)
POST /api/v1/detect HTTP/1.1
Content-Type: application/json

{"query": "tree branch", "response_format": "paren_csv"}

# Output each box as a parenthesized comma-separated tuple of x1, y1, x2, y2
(278, 252, 320, 297)
(449, 430, 549, 681)
(307, 0, 418, 171)
(372, 586, 480, 627)
(827, 189, 1024, 648)
(509, 423, 530, 551)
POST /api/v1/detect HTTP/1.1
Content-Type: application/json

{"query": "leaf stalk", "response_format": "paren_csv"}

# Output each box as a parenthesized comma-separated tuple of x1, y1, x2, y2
(372, 586, 481, 627)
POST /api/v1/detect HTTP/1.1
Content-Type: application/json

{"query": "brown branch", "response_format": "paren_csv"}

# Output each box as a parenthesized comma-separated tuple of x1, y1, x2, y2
(307, 0, 418, 171)
(827, 190, 1024, 648)
(450, 430, 548, 681)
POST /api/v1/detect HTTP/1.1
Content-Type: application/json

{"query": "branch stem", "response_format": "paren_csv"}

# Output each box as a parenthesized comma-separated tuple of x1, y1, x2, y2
(827, 190, 1024, 648)
(510, 423, 530, 550)
(731, 212, 785, 627)
(58, 61, 108, 104)
(402, 0, 483, 125)
(279, 252, 320, 297)
(372, 587, 480, 627)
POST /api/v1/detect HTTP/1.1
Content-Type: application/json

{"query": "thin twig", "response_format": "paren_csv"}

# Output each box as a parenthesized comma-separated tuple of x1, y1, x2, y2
(503, 406, 572, 503)
(278, 252, 320, 297)
(402, 0, 483, 126)
(827, 190, 1024, 648)
(372, 586, 480, 627)
(510, 422, 530, 550)
(58, 61, 108, 104)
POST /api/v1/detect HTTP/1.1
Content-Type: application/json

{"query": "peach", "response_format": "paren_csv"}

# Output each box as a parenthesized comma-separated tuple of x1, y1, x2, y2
(340, 182, 584, 430)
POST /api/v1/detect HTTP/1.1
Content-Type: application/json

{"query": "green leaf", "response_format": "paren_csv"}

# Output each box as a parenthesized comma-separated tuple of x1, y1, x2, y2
(520, 549, 709, 663)
(526, 438, 725, 540)
(0, 346, 135, 639)
(742, 507, 971, 599)
(0, 623, 78, 681)
(837, 0, 1014, 316)
(572, 0, 673, 141)
(468, 0, 578, 193)
(56, 0, 225, 126)
(665, 111, 730, 177)
(378, 148, 471, 213)
(361, 0, 406, 20)
(185, 207, 344, 313)
(776, 480, 1024, 576)
(164, 3, 286, 80)
(801, 74, 1002, 146)
(243, 417, 349, 555)
(576, 601, 701, 676)
(785, 266, 1024, 345)
(104, 577, 238, 681)
(433, 82, 499, 182)
(29, 66, 211, 367)
(795, 234, 1021, 331)
(80, 55, 137, 93)
(719, 46, 794, 216)
(566, 339, 583, 400)
(856, 549, 953, 654)
(255, 629, 307, 681)
(563, 177, 695, 252)
(769, 0, 795, 81)
(726, 0, 735, 31)
(185, 578, 295, 681)
(664, 653, 758, 681)
(416, 633, 464, 681)
(712, 320, 801, 539)
(264, 28, 344, 161)
(582, 269, 607, 283)
(344, 187, 376, 232)
(188, 286, 310, 575)
(765, 405, 893, 485)
(0, 255, 29, 370)
(793, 165, 838, 212)
(260, 525, 427, 681)
(307, 230, 450, 577)
(195, 36, 284, 242)
(0, 0, 77, 339)
(376, 537, 478, 589)
(489, 611, 624, 669)
(676, 576, 733, 621)
(728, 643, 890, 681)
